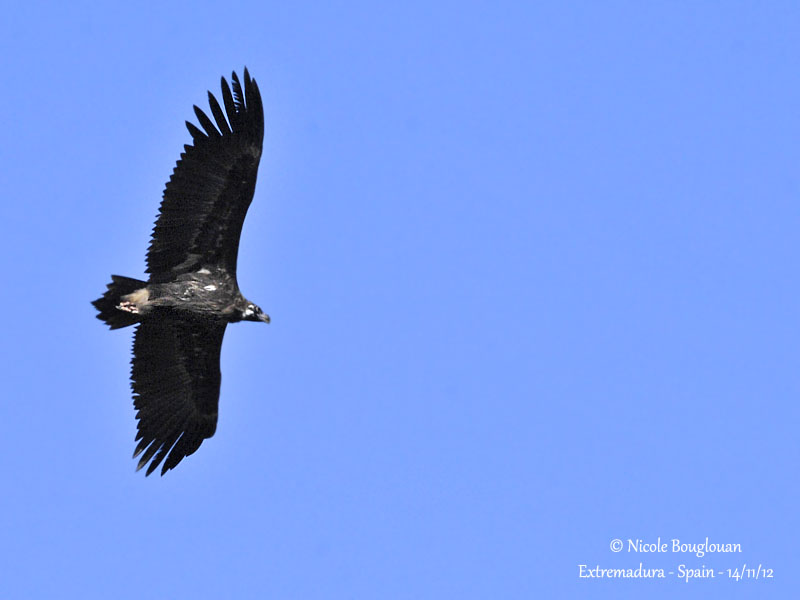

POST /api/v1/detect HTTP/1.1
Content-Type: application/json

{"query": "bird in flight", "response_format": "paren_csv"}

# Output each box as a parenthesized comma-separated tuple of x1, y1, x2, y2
(92, 69, 269, 476)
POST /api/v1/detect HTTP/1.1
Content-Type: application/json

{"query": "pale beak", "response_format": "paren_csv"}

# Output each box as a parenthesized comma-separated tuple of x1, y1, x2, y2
(260, 313, 271, 324)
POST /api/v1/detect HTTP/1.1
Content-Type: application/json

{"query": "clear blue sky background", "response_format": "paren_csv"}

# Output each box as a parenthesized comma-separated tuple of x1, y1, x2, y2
(1, 2, 797, 598)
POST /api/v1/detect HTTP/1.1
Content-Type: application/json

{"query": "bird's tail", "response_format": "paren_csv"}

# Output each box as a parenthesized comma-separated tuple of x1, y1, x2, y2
(92, 275, 147, 330)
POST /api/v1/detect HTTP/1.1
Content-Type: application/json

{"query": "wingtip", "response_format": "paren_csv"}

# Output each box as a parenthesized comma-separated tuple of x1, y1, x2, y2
(132, 442, 145, 459)
(186, 120, 206, 141)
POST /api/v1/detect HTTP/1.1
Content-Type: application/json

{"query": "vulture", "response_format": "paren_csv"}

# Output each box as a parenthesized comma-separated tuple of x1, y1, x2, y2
(92, 69, 270, 476)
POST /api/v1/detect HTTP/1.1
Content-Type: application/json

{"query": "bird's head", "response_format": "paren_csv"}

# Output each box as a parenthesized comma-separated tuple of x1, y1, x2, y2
(242, 302, 270, 324)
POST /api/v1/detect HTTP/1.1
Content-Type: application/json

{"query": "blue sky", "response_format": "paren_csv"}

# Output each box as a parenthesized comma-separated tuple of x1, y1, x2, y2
(1, 2, 798, 598)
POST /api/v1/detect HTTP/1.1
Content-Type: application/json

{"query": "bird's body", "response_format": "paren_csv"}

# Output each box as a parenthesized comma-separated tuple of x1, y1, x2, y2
(116, 267, 252, 320)
(92, 69, 269, 476)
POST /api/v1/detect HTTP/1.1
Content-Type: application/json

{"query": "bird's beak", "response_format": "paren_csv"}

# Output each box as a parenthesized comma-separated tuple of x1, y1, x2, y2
(260, 313, 271, 324)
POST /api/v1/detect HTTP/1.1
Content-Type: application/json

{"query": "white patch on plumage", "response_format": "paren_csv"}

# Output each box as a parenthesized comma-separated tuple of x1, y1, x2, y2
(204, 284, 217, 291)
(198, 268, 211, 275)
(124, 288, 149, 304)
(243, 306, 254, 318)
(118, 288, 149, 313)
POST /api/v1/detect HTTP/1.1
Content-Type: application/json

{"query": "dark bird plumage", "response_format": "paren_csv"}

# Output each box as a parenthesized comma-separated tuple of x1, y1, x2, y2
(92, 69, 270, 476)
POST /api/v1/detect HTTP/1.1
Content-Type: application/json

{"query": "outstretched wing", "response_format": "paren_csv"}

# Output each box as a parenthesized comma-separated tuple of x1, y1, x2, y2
(130, 316, 227, 476)
(146, 69, 264, 283)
